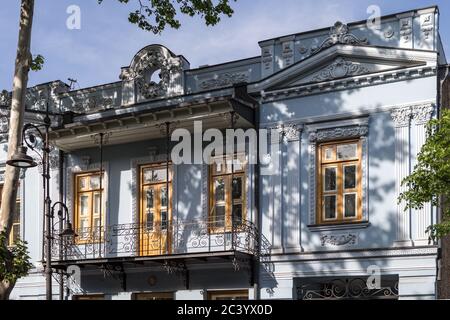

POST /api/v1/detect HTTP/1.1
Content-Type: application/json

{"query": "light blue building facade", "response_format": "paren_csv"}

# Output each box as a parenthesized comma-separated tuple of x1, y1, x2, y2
(1, 5, 448, 300)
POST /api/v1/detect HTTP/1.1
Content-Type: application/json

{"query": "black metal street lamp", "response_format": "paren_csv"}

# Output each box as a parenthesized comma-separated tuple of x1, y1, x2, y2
(6, 145, 37, 168)
(6, 108, 62, 300)
(51, 201, 77, 263)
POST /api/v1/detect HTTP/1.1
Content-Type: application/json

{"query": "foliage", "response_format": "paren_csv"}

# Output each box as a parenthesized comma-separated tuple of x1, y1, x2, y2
(0, 231, 33, 284)
(98, 0, 236, 34)
(398, 109, 450, 240)
(30, 54, 44, 71)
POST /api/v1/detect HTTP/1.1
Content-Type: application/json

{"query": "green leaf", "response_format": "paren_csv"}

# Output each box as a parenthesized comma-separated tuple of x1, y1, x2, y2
(98, 0, 237, 34)
(30, 54, 45, 72)
(0, 230, 33, 283)
(398, 109, 450, 240)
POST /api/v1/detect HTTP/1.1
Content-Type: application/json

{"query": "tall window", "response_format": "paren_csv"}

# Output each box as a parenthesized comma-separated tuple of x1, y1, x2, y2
(74, 172, 105, 241)
(317, 140, 362, 224)
(209, 154, 247, 231)
(140, 163, 172, 232)
(0, 184, 21, 246)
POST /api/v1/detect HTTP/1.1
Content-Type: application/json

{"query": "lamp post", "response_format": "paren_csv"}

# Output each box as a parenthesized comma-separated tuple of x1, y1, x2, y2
(51, 201, 77, 261)
(6, 111, 58, 300)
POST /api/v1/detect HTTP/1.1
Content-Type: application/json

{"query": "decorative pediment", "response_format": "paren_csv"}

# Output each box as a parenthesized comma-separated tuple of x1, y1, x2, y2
(254, 45, 433, 92)
(120, 45, 187, 101)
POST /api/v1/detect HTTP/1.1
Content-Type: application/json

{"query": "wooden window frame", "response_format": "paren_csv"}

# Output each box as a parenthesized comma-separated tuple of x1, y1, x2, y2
(139, 162, 173, 230)
(0, 183, 21, 246)
(317, 140, 362, 225)
(138, 162, 172, 256)
(207, 290, 249, 300)
(209, 154, 247, 233)
(74, 171, 105, 244)
(132, 292, 174, 300)
(73, 294, 105, 300)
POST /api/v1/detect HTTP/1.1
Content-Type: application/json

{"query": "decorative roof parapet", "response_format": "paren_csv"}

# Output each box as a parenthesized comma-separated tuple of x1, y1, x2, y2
(310, 21, 369, 55)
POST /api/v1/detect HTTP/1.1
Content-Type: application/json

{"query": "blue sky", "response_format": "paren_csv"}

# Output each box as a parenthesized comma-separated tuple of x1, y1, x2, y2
(0, 0, 449, 90)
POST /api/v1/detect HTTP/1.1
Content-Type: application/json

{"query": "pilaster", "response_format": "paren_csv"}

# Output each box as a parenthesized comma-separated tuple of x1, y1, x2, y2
(391, 106, 413, 246)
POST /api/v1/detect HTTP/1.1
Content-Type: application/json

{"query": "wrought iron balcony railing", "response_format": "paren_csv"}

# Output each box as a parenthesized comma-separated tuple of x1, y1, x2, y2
(50, 219, 271, 262)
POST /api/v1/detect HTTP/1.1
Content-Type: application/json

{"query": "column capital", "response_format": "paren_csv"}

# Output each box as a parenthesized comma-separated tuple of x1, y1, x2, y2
(391, 106, 412, 128)
(411, 103, 435, 125)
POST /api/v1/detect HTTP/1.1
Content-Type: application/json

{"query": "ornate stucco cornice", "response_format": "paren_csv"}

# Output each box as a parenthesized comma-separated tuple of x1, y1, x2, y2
(260, 66, 437, 103)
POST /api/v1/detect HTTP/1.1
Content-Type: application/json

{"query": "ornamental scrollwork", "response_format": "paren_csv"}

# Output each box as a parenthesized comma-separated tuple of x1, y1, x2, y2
(73, 96, 114, 113)
(391, 106, 412, 128)
(0, 90, 11, 106)
(311, 21, 368, 55)
(411, 104, 434, 125)
(320, 233, 357, 247)
(312, 57, 370, 82)
(309, 125, 368, 143)
(199, 72, 249, 90)
(121, 48, 182, 100)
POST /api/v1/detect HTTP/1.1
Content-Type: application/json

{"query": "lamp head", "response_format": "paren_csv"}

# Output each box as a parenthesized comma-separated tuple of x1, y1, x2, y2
(6, 146, 37, 169)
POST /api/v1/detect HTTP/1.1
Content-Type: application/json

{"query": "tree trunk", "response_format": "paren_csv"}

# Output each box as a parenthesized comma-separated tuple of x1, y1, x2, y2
(0, 0, 34, 300)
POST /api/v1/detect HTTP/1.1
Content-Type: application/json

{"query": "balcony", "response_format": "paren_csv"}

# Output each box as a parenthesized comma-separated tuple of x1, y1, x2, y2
(50, 219, 270, 267)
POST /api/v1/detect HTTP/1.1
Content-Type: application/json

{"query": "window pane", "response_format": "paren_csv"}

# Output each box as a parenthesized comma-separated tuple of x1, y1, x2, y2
(233, 204, 243, 224)
(344, 165, 357, 189)
(93, 193, 101, 214)
(344, 194, 357, 218)
(79, 177, 87, 190)
(146, 189, 154, 209)
(146, 211, 154, 231)
(93, 217, 101, 228)
(232, 177, 243, 200)
(79, 218, 88, 230)
(90, 175, 100, 189)
(337, 143, 357, 160)
(143, 168, 167, 184)
(324, 195, 336, 219)
(80, 195, 89, 216)
(214, 206, 225, 228)
(12, 224, 20, 243)
(213, 159, 225, 175)
(13, 203, 20, 223)
(161, 210, 168, 230)
(215, 179, 225, 202)
(160, 188, 168, 207)
(324, 148, 334, 161)
(324, 168, 337, 191)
